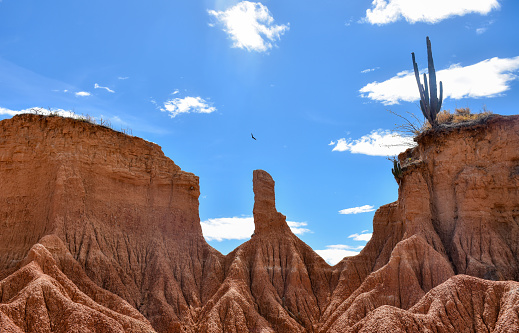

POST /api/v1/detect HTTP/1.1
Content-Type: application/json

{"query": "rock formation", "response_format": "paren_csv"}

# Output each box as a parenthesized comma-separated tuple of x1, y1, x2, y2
(320, 114, 519, 332)
(0, 114, 224, 332)
(1, 113, 519, 332)
(197, 169, 336, 332)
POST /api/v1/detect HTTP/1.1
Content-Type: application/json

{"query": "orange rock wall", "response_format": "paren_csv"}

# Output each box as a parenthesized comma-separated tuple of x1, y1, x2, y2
(2, 114, 519, 332)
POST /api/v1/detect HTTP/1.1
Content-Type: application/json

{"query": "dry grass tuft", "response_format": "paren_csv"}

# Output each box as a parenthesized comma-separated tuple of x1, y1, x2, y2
(421, 107, 493, 131)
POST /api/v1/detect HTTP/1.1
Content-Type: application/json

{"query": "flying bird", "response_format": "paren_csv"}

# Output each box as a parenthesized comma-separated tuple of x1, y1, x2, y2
(251, 133, 256, 140)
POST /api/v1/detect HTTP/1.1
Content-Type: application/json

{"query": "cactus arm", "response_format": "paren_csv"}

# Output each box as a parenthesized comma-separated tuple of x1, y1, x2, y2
(438, 81, 443, 111)
(423, 73, 430, 109)
(427, 36, 439, 115)
(412, 52, 427, 105)
(419, 100, 427, 119)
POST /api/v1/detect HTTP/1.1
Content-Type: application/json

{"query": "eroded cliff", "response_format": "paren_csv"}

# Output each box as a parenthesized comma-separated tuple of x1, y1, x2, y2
(0, 114, 224, 332)
(1, 113, 519, 332)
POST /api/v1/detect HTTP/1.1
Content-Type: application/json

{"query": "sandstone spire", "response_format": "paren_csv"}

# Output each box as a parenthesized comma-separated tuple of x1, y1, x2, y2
(252, 169, 291, 234)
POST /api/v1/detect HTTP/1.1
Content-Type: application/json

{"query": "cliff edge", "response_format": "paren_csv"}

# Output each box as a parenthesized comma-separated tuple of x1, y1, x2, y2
(2, 113, 519, 332)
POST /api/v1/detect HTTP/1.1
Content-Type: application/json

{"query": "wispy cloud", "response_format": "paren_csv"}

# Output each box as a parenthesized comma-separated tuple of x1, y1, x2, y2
(348, 230, 373, 242)
(0, 107, 128, 131)
(75, 91, 91, 97)
(201, 216, 311, 241)
(361, 67, 379, 74)
(360, 56, 519, 105)
(160, 95, 216, 118)
(331, 130, 415, 156)
(118, 76, 129, 80)
(94, 83, 115, 93)
(208, 1, 289, 52)
(0, 107, 84, 119)
(364, 0, 500, 25)
(316, 244, 364, 265)
(475, 20, 494, 34)
(339, 205, 376, 215)
(287, 221, 312, 235)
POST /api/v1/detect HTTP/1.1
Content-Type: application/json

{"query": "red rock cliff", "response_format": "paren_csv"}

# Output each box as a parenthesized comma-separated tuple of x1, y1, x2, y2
(2, 113, 519, 332)
(321, 114, 519, 332)
(0, 114, 224, 333)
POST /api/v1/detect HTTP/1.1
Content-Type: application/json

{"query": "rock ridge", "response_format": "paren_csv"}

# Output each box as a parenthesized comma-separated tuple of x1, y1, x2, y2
(2, 113, 519, 332)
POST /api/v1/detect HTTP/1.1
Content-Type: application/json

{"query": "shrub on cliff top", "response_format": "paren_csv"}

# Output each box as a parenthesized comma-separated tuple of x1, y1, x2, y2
(391, 107, 493, 137)
(421, 107, 493, 130)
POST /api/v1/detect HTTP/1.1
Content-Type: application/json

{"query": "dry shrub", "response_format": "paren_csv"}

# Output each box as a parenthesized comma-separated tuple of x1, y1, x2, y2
(451, 107, 492, 123)
(436, 110, 454, 124)
(420, 107, 492, 131)
(455, 107, 471, 116)
(437, 107, 493, 124)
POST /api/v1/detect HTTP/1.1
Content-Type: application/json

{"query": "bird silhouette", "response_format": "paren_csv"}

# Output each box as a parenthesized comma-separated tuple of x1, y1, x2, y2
(251, 133, 256, 140)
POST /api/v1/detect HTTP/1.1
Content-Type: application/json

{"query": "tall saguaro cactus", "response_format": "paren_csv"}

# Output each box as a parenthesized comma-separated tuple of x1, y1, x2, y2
(412, 37, 443, 127)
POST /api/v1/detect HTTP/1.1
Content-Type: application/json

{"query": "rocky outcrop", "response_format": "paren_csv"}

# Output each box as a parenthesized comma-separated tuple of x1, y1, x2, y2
(197, 169, 336, 332)
(2, 113, 519, 332)
(321, 115, 519, 332)
(0, 114, 224, 332)
(350, 275, 519, 332)
(0, 235, 154, 333)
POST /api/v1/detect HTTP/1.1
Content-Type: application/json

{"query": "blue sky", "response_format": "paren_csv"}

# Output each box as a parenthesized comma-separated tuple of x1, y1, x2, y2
(1, 0, 518, 264)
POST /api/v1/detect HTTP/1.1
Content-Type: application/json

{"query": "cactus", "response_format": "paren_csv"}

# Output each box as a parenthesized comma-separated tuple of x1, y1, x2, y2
(412, 36, 443, 127)
(391, 159, 403, 182)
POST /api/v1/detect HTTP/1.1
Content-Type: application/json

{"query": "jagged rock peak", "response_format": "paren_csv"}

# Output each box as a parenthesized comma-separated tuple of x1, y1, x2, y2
(252, 169, 291, 234)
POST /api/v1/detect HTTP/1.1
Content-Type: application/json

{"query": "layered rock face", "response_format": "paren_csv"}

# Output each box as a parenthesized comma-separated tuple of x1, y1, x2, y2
(2, 113, 519, 332)
(0, 114, 224, 332)
(198, 170, 336, 332)
(321, 115, 519, 332)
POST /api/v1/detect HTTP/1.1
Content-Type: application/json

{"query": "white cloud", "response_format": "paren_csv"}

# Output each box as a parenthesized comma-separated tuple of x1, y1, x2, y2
(75, 91, 91, 97)
(474, 20, 494, 35)
(287, 221, 312, 235)
(316, 244, 364, 265)
(360, 70, 416, 105)
(360, 56, 519, 105)
(201, 216, 254, 241)
(208, 1, 289, 52)
(361, 67, 379, 74)
(339, 205, 376, 215)
(94, 83, 115, 93)
(0, 108, 20, 117)
(331, 130, 415, 156)
(161, 96, 216, 118)
(118, 76, 129, 80)
(364, 0, 500, 25)
(201, 216, 311, 241)
(0, 107, 85, 119)
(0, 108, 128, 130)
(348, 231, 373, 242)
